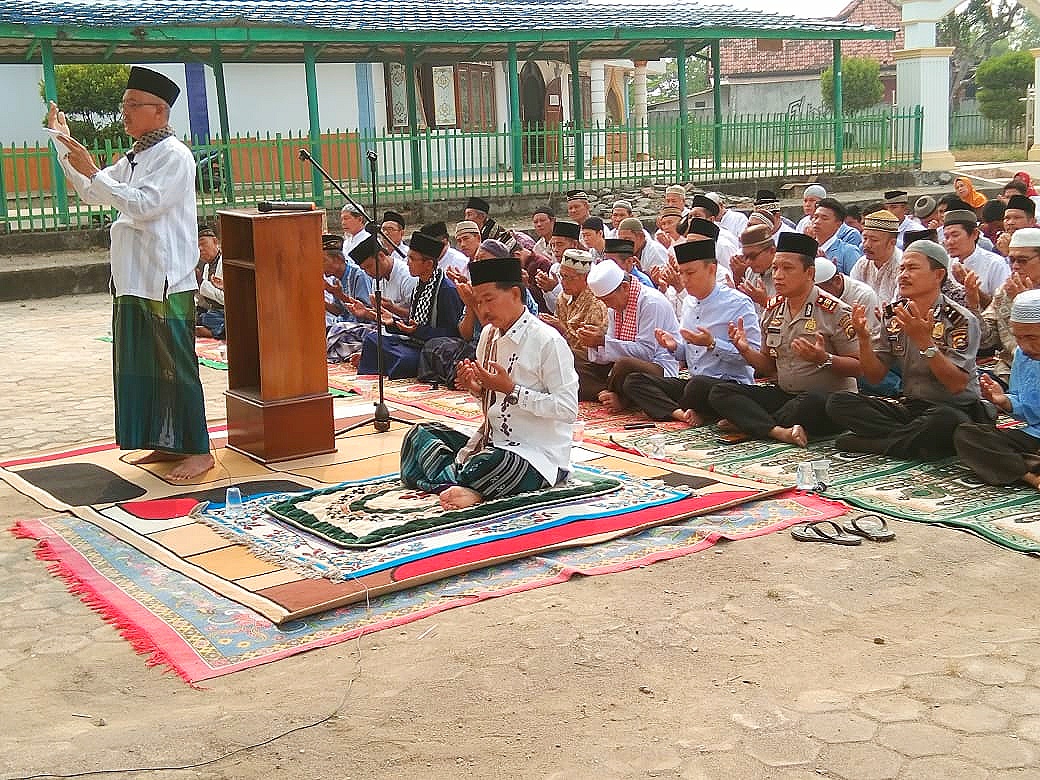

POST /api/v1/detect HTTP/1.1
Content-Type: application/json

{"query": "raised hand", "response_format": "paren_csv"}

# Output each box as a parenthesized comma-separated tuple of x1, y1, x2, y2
(680, 326, 714, 347)
(729, 252, 750, 283)
(1005, 272, 1035, 302)
(850, 303, 870, 339)
(738, 276, 768, 307)
(728, 317, 750, 353)
(535, 269, 559, 292)
(577, 324, 606, 348)
(963, 270, 982, 312)
(655, 327, 677, 351)
(979, 373, 1010, 411)
(950, 261, 967, 285)
(893, 299, 934, 350)
(474, 361, 514, 394)
(46, 101, 72, 138)
(791, 333, 828, 364)
(455, 359, 482, 396)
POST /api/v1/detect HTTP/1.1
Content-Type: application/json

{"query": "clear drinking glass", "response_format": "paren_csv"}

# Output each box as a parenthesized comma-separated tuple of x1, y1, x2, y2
(225, 486, 243, 518)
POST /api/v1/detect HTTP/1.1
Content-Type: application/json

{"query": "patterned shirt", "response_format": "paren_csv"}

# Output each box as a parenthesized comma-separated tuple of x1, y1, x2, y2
(978, 286, 1017, 381)
(850, 247, 902, 304)
(554, 286, 608, 352)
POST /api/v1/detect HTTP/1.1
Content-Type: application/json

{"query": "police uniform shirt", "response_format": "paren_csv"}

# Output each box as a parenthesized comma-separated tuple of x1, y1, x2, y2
(761, 286, 858, 394)
(874, 294, 981, 406)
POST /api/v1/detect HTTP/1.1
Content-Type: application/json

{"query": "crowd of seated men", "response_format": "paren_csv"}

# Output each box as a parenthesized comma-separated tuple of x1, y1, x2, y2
(194, 173, 1040, 494)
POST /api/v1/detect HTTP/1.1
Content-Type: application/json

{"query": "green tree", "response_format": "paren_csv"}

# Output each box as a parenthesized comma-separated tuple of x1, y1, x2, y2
(643, 57, 708, 104)
(39, 64, 130, 147)
(939, 0, 1025, 108)
(819, 57, 884, 114)
(975, 50, 1034, 129)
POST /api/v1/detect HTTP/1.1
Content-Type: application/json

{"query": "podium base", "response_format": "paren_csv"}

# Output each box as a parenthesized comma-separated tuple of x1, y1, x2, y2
(226, 389, 335, 464)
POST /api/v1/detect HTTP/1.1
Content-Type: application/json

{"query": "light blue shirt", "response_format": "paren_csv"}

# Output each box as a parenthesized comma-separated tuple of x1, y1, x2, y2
(674, 284, 760, 383)
(837, 222, 863, 249)
(1008, 348, 1040, 439)
(338, 260, 373, 323)
(822, 236, 863, 276)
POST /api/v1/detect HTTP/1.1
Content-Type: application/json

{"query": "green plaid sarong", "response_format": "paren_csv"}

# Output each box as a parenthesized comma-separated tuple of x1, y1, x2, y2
(111, 293, 210, 455)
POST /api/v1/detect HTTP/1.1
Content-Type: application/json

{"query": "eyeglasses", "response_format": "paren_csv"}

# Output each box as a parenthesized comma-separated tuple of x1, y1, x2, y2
(120, 101, 163, 111)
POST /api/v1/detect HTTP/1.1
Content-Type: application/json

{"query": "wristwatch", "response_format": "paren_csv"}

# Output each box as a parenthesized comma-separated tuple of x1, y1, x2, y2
(920, 346, 939, 359)
(816, 354, 834, 369)
(504, 387, 520, 406)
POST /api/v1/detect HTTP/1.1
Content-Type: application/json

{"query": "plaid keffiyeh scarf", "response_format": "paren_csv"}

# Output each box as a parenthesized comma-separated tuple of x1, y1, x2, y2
(613, 279, 642, 341)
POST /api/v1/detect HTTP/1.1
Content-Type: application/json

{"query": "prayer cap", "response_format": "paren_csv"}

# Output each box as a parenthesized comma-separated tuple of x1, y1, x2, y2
(1007, 194, 1037, 218)
(982, 200, 1006, 223)
(198, 224, 217, 238)
(943, 209, 978, 230)
(674, 239, 716, 264)
(904, 228, 938, 245)
(704, 192, 725, 206)
(560, 248, 596, 273)
(1011, 289, 1040, 323)
(904, 239, 949, 269)
(665, 184, 687, 198)
(382, 210, 405, 228)
(582, 216, 605, 232)
(603, 238, 636, 256)
(322, 233, 345, 251)
(552, 220, 581, 240)
(478, 239, 511, 259)
(587, 259, 625, 297)
(409, 231, 444, 259)
(534, 206, 555, 218)
(776, 232, 818, 259)
(613, 199, 633, 212)
(349, 235, 380, 264)
(913, 195, 937, 219)
(470, 257, 523, 287)
(566, 189, 590, 201)
(884, 190, 909, 204)
(863, 209, 900, 234)
(740, 223, 773, 247)
(943, 197, 973, 212)
(660, 206, 684, 219)
(755, 189, 779, 205)
(454, 220, 481, 237)
(814, 258, 838, 284)
(691, 194, 720, 217)
(126, 66, 180, 107)
(421, 221, 449, 239)
(465, 196, 491, 214)
(748, 211, 773, 227)
(618, 217, 644, 233)
(803, 184, 827, 199)
(1010, 227, 1040, 249)
(686, 217, 719, 240)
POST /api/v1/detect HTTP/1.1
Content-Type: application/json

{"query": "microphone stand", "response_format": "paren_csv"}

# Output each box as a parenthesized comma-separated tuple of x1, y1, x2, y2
(298, 148, 412, 435)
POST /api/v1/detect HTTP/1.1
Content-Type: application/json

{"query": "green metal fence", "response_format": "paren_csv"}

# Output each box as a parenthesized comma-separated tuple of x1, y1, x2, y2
(2, 110, 923, 233)
(949, 112, 1027, 149)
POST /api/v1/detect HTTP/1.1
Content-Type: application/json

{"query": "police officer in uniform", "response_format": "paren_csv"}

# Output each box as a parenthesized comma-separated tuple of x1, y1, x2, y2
(707, 232, 861, 447)
(826, 240, 994, 459)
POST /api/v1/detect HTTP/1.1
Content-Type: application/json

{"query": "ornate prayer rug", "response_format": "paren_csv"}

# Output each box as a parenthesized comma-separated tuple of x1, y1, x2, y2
(265, 468, 623, 548)
(12, 492, 845, 683)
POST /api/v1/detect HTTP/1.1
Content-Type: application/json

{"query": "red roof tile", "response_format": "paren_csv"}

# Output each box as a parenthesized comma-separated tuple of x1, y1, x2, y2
(720, 0, 904, 77)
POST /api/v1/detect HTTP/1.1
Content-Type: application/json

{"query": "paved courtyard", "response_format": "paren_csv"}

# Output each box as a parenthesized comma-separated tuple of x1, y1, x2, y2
(1, 293, 1039, 779)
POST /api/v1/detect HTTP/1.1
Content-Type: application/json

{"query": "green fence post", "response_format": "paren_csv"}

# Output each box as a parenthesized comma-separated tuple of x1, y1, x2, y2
(40, 40, 69, 227)
(404, 48, 423, 194)
(832, 40, 844, 173)
(569, 42, 584, 183)
(711, 41, 723, 176)
(303, 44, 324, 205)
(676, 41, 690, 182)
(507, 43, 523, 194)
(211, 47, 235, 205)
(914, 106, 924, 168)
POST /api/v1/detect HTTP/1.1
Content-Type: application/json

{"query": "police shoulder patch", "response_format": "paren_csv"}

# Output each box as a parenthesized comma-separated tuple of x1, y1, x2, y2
(948, 324, 970, 351)
(816, 294, 839, 313)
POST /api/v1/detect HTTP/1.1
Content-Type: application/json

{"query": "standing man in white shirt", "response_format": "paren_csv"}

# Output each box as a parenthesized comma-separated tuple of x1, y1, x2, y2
(47, 67, 213, 480)
(400, 257, 578, 510)
(340, 204, 370, 255)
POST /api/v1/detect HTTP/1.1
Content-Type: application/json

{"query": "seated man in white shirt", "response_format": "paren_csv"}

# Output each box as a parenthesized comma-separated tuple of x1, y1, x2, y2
(688, 195, 739, 270)
(195, 226, 225, 339)
(943, 209, 1011, 306)
(400, 257, 578, 511)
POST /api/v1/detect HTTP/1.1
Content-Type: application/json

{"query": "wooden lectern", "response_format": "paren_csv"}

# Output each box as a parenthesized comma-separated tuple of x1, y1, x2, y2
(218, 208, 335, 463)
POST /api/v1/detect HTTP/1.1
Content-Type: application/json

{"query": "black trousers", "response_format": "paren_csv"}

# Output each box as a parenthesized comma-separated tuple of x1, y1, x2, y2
(954, 423, 1040, 485)
(575, 355, 661, 404)
(827, 393, 984, 460)
(621, 374, 726, 421)
(707, 382, 838, 439)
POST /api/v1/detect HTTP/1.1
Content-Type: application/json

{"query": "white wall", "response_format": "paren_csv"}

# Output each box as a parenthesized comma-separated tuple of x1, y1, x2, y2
(2, 64, 51, 145)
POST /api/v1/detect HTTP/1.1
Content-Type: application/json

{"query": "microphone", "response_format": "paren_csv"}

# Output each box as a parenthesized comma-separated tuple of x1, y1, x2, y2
(366, 150, 378, 163)
(298, 149, 311, 162)
(257, 200, 316, 212)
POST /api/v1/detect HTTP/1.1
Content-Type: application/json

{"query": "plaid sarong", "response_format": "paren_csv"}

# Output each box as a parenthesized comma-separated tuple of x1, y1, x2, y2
(112, 293, 210, 454)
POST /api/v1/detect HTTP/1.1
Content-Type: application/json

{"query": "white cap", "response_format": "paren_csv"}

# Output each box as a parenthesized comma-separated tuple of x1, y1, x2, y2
(814, 257, 838, 284)
(587, 259, 625, 297)
(1011, 289, 1040, 323)
(1010, 227, 1040, 249)
(804, 185, 827, 199)
(705, 191, 724, 205)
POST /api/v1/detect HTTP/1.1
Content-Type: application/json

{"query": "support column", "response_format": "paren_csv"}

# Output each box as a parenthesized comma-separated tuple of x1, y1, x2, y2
(404, 47, 422, 192)
(710, 41, 723, 174)
(210, 47, 234, 203)
(589, 60, 606, 164)
(569, 42, 584, 182)
(303, 44, 324, 204)
(893, 47, 956, 170)
(633, 60, 650, 161)
(1030, 49, 1040, 161)
(507, 44, 523, 194)
(832, 39, 844, 172)
(41, 40, 69, 225)
(676, 41, 690, 182)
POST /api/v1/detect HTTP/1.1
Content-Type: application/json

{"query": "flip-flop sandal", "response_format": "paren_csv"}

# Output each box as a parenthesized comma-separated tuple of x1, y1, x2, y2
(790, 520, 863, 545)
(843, 514, 896, 542)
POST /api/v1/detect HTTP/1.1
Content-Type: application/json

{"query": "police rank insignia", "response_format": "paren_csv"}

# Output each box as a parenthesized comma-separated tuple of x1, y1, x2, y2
(931, 322, 945, 340)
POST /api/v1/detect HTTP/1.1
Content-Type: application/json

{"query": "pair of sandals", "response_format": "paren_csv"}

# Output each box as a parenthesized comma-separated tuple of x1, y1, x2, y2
(791, 514, 895, 545)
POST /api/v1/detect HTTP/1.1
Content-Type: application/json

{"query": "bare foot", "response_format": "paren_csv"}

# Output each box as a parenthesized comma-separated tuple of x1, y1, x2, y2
(439, 486, 483, 510)
(672, 408, 704, 427)
(166, 453, 216, 481)
(597, 390, 624, 413)
(770, 424, 808, 448)
(1024, 473, 1040, 491)
(195, 325, 214, 338)
(130, 450, 182, 465)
